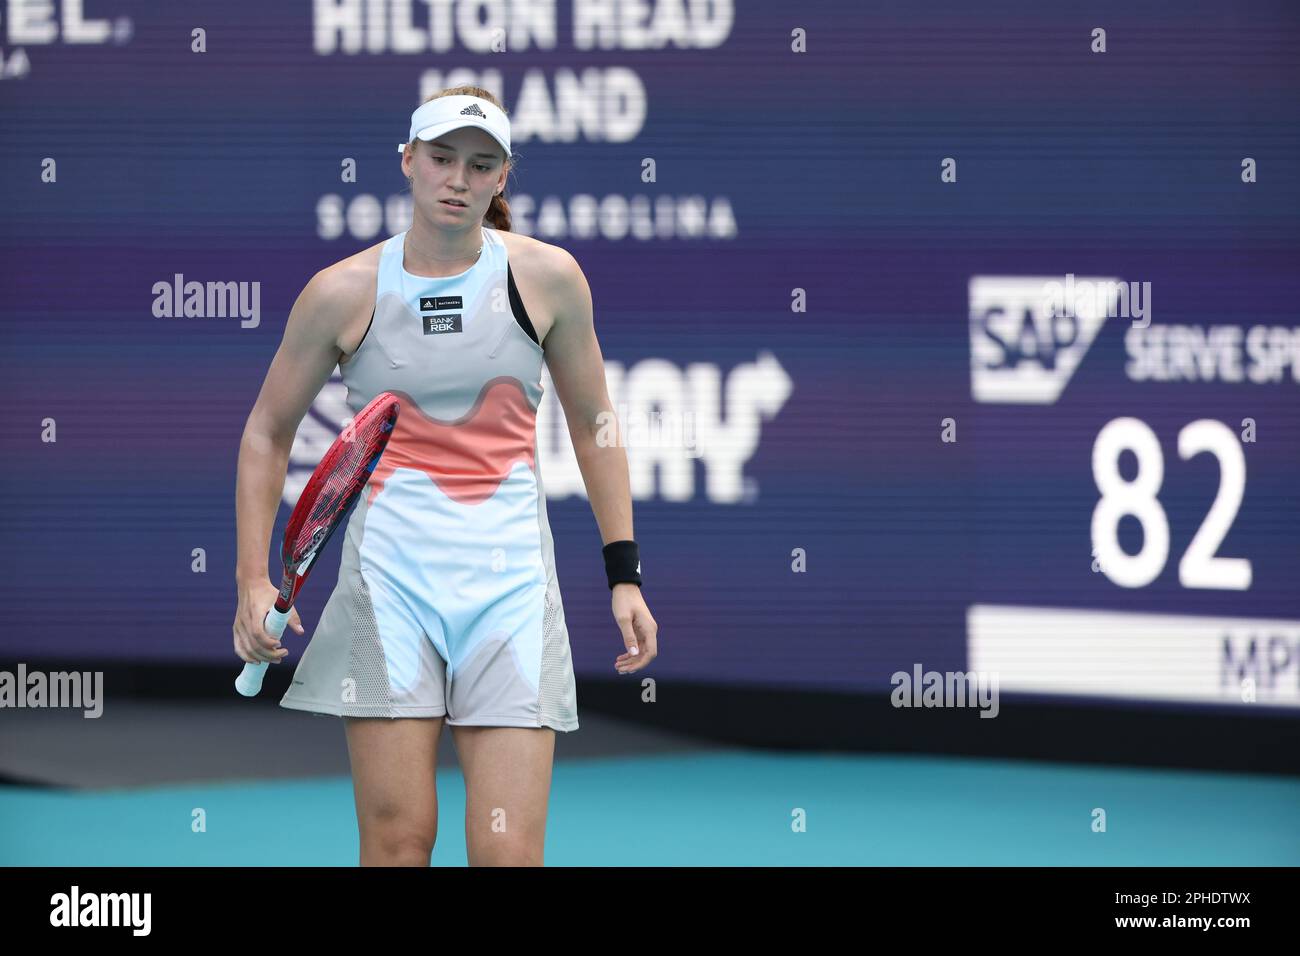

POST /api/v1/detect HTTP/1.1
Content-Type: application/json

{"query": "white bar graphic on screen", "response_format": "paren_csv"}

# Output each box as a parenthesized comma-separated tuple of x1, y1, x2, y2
(967, 604, 1300, 708)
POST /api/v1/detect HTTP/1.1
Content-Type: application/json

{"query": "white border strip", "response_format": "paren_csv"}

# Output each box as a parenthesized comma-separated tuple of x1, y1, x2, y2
(967, 603, 1300, 708)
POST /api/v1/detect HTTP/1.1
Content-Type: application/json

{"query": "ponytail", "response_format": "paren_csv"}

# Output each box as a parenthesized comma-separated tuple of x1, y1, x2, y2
(485, 191, 512, 231)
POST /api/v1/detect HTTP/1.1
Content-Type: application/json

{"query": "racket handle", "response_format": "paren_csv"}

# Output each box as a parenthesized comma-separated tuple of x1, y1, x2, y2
(235, 607, 292, 697)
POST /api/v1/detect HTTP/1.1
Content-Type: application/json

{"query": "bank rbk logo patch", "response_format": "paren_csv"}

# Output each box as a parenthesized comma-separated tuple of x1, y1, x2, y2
(423, 314, 462, 335)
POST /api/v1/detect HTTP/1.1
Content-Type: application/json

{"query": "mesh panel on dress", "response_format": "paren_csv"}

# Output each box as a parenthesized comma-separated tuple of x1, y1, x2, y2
(345, 573, 395, 718)
(538, 587, 573, 724)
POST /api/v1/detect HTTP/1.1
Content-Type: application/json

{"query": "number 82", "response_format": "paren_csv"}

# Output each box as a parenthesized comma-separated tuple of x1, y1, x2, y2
(1092, 417, 1252, 590)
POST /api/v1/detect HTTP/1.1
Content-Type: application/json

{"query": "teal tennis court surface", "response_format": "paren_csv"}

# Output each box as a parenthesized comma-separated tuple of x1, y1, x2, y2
(3, 705, 1296, 866)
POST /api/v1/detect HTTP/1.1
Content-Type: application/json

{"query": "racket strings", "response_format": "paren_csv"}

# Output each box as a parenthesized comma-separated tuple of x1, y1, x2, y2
(285, 404, 397, 563)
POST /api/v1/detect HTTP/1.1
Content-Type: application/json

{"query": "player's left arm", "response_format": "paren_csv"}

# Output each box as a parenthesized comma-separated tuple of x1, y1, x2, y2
(539, 246, 658, 674)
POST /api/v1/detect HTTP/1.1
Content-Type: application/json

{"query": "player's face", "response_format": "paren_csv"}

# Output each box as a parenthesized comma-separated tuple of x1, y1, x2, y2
(408, 127, 506, 224)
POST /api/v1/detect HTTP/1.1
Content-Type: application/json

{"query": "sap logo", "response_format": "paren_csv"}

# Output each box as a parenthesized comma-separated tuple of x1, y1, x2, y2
(969, 275, 1119, 404)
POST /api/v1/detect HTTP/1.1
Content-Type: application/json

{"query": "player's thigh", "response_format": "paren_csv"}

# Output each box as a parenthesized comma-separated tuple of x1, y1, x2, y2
(344, 716, 444, 829)
(452, 726, 555, 847)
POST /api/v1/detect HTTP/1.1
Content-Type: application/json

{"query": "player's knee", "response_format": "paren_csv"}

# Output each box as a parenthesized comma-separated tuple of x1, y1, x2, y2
(358, 802, 437, 865)
(471, 834, 543, 867)
(361, 824, 436, 865)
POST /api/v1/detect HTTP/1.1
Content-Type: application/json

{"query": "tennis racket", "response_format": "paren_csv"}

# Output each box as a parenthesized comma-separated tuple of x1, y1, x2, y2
(235, 391, 401, 697)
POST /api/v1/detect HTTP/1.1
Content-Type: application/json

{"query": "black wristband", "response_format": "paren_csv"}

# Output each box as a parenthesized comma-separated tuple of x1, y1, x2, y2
(602, 539, 642, 590)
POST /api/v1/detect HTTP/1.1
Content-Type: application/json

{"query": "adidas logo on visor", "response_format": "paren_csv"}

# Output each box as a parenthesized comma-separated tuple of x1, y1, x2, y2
(460, 104, 487, 118)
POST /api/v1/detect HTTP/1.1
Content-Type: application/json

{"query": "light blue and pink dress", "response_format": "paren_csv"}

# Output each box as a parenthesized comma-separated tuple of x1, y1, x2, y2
(280, 227, 579, 731)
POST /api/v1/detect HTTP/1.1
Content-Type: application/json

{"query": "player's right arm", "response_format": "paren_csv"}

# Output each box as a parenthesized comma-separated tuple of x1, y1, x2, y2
(232, 265, 365, 665)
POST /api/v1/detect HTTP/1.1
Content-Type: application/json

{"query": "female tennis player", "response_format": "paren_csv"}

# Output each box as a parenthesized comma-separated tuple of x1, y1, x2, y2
(232, 86, 657, 866)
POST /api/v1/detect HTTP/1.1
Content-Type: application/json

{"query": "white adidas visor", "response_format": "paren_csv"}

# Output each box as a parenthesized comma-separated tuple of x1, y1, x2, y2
(397, 95, 512, 159)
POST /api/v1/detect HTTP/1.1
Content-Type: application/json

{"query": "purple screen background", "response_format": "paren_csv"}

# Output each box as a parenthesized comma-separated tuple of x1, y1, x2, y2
(1, 1, 1297, 709)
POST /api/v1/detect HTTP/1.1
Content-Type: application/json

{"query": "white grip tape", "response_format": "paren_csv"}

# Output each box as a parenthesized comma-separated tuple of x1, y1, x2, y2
(234, 607, 292, 697)
(264, 606, 291, 638)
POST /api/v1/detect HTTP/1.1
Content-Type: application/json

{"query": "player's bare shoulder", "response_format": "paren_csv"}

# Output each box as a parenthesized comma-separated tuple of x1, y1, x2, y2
(304, 240, 385, 361)
(494, 229, 587, 345)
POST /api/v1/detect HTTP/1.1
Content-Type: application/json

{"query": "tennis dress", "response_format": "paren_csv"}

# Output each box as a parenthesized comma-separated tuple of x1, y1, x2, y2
(280, 226, 578, 731)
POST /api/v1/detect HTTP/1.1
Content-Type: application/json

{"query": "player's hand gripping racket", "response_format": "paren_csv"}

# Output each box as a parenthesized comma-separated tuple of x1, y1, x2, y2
(235, 392, 400, 697)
